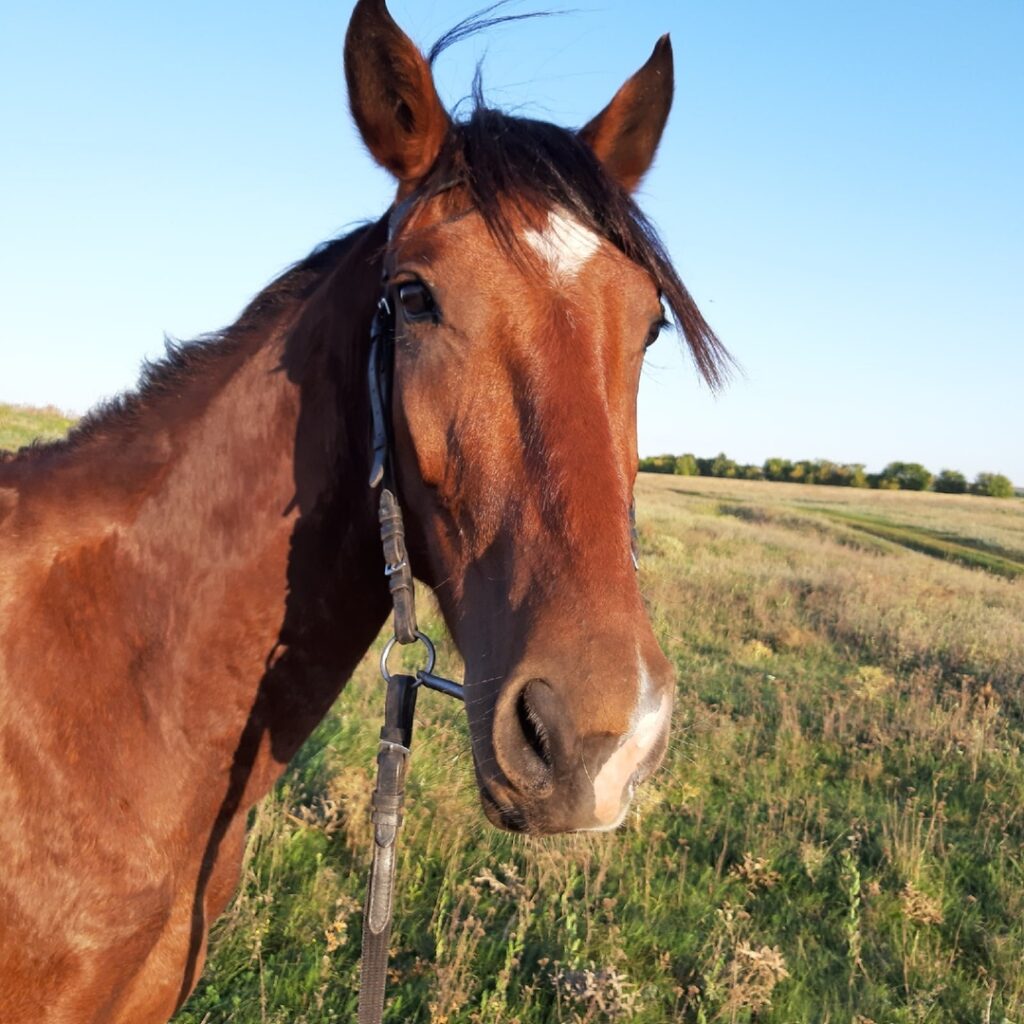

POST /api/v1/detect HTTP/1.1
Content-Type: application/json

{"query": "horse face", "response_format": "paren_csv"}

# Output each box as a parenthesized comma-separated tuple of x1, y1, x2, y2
(388, 201, 675, 833)
(345, 0, 695, 834)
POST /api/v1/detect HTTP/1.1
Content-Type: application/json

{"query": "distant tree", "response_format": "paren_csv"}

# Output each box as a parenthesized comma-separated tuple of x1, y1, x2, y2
(822, 462, 868, 488)
(816, 460, 838, 486)
(789, 460, 819, 485)
(674, 453, 699, 476)
(762, 457, 793, 482)
(879, 461, 933, 491)
(972, 472, 1014, 498)
(817, 460, 860, 487)
(639, 454, 677, 474)
(934, 469, 968, 494)
(710, 452, 739, 478)
(642, 453, 991, 494)
(868, 472, 898, 490)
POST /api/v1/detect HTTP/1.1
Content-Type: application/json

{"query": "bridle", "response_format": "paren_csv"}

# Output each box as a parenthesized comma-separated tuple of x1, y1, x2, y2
(357, 186, 641, 1024)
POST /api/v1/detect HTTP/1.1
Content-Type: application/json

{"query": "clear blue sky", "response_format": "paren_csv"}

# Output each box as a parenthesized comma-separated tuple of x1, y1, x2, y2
(2, 1, 1021, 482)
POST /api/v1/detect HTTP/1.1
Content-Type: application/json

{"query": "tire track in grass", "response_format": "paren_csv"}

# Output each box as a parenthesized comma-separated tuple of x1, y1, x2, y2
(810, 508, 1024, 580)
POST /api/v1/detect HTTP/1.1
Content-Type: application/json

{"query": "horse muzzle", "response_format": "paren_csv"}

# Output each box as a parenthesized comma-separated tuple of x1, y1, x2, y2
(475, 674, 673, 835)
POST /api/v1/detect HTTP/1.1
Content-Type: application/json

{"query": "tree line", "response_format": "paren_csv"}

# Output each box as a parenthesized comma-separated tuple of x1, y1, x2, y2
(638, 453, 1016, 498)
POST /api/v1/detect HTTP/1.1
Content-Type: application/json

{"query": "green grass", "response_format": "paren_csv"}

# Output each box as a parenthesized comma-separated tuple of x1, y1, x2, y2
(0, 402, 76, 451)
(168, 474, 1024, 1024)
(812, 507, 1024, 579)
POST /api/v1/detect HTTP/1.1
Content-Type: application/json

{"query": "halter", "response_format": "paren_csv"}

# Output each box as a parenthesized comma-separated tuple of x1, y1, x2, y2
(357, 186, 640, 1024)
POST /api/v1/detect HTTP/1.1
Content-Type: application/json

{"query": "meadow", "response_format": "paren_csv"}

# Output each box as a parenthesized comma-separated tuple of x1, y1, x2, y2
(0, 403, 76, 451)
(171, 475, 1023, 1024)
(5, 413, 1024, 1022)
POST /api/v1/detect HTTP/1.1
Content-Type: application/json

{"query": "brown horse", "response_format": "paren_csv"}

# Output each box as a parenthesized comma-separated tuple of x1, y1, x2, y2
(0, 1, 726, 1020)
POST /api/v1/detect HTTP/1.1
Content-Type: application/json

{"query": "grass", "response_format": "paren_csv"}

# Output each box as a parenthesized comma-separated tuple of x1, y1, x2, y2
(0, 402, 76, 451)
(811, 507, 1024, 579)
(170, 474, 1024, 1024)
(9, 409, 1024, 1021)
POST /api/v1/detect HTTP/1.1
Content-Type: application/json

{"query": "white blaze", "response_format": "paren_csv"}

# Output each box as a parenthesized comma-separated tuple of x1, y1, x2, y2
(523, 210, 601, 280)
(589, 655, 671, 830)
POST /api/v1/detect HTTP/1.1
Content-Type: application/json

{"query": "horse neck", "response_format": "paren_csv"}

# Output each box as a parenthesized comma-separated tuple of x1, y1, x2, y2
(4, 220, 392, 794)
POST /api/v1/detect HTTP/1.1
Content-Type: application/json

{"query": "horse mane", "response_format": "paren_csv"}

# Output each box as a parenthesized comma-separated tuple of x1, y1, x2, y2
(5, 227, 372, 465)
(409, 97, 732, 388)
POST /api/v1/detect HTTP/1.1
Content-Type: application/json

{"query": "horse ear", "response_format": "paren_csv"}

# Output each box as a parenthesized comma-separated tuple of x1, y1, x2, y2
(579, 35, 674, 193)
(344, 0, 449, 187)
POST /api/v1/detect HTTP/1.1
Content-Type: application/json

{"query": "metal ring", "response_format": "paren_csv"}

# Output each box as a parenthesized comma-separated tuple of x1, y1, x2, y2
(380, 630, 436, 683)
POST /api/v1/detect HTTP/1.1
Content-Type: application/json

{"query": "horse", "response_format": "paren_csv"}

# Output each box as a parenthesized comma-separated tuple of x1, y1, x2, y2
(0, 1, 727, 1020)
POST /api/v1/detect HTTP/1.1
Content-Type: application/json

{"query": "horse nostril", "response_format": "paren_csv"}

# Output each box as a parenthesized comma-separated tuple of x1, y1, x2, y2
(516, 682, 554, 771)
(493, 679, 559, 794)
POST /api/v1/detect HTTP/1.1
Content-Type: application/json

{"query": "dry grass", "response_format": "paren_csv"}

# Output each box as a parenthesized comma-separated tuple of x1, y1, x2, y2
(167, 473, 1024, 1022)
(0, 402, 76, 451)
(638, 475, 1024, 692)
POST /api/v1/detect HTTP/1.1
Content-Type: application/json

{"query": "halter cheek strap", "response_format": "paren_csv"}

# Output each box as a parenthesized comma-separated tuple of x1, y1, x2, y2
(368, 187, 430, 491)
(366, 191, 438, 645)
(367, 181, 471, 637)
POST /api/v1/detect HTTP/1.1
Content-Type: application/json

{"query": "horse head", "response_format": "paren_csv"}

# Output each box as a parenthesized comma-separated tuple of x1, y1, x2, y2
(344, 0, 726, 835)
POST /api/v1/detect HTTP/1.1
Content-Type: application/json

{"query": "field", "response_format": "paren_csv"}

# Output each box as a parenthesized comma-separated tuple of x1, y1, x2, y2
(0, 403, 77, 452)
(169, 474, 1023, 1024)
(6, 412, 1024, 1021)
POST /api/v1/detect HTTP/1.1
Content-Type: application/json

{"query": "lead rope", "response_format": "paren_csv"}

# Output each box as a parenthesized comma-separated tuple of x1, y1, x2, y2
(357, 480, 420, 1024)
(357, 506, 464, 1024)
(357, 667, 417, 1024)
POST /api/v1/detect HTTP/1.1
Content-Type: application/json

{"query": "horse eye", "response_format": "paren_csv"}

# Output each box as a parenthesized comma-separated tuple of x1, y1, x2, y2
(645, 314, 669, 350)
(397, 281, 438, 322)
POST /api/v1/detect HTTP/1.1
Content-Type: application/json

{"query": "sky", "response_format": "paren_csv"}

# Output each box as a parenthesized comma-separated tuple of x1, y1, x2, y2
(2, 1, 1022, 482)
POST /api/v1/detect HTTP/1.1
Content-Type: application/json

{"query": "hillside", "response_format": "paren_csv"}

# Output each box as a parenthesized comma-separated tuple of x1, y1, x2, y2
(0, 402, 76, 451)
